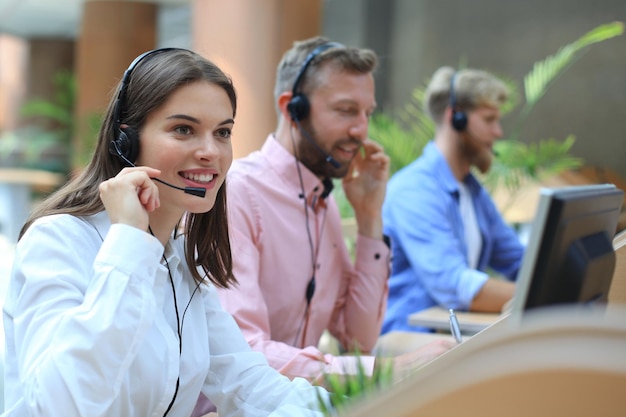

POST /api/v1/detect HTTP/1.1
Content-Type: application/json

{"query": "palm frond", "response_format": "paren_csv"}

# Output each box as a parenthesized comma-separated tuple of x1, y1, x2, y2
(480, 135, 583, 193)
(496, 75, 521, 116)
(516, 21, 624, 138)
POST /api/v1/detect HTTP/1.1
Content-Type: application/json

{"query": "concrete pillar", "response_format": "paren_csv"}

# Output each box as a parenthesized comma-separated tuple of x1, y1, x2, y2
(0, 35, 28, 132)
(191, 0, 323, 159)
(74, 0, 158, 169)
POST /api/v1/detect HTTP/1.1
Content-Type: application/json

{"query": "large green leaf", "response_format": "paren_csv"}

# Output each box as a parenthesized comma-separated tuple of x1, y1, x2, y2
(515, 21, 624, 139)
(479, 135, 584, 193)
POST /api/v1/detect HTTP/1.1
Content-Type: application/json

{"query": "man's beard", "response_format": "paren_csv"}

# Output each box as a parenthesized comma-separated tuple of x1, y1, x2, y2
(296, 120, 350, 179)
(460, 131, 493, 174)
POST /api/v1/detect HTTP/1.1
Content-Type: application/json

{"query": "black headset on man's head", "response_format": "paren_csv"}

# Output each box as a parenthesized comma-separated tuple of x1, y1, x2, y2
(449, 72, 468, 132)
(286, 42, 344, 122)
(286, 42, 344, 170)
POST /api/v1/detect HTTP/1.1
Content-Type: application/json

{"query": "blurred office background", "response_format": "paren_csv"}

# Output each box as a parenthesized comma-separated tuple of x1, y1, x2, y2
(0, 0, 625, 244)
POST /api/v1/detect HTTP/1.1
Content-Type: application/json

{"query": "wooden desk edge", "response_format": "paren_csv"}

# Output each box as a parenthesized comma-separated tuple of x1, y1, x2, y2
(408, 306, 501, 333)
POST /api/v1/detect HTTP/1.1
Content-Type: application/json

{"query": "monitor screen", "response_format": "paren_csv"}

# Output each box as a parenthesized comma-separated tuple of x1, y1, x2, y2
(511, 184, 624, 314)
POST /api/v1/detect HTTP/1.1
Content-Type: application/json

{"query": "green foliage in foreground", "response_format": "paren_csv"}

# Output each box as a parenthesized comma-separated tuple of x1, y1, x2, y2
(317, 354, 394, 416)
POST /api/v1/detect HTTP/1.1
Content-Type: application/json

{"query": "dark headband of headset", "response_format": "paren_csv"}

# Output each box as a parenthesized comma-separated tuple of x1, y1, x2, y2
(290, 41, 344, 96)
(112, 47, 183, 131)
(449, 71, 468, 131)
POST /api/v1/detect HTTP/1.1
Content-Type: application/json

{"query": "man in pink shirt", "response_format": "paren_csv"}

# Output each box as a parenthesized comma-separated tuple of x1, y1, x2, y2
(198, 38, 453, 408)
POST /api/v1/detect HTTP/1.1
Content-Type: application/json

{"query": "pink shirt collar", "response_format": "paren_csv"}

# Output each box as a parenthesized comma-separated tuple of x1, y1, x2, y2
(262, 134, 332, 212)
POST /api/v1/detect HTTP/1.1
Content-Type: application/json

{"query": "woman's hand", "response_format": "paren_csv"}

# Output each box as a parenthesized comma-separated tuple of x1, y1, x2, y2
(99, 166, 161, 231)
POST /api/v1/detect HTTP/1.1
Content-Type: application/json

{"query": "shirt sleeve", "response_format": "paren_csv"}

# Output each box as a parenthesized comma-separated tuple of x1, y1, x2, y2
(201, 282, 329, 416)
(218, 219, 378, 382)
(219, 178, 379, 383)
(480, 190, 525, 279)
(387, 181, 488, 310)
(4, 218, 164, 417)
(326, 233, 390, 354)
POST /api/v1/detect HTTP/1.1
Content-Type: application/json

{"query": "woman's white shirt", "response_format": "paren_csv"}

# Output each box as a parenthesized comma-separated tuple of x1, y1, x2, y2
(2, 212, 326, 417)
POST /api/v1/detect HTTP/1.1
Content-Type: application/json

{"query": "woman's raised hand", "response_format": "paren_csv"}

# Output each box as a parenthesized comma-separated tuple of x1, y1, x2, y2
(99, 166, 161, 231)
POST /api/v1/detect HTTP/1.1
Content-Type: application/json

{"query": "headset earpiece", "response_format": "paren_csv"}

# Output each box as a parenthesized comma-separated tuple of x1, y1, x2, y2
(110, 47, 179, 165)
(287, 93, 310, 122)
(109, 126, 140, 165)
(449, 72, 468, 132)
(451, 108, 468, 132)
(287, 41, 344, 122)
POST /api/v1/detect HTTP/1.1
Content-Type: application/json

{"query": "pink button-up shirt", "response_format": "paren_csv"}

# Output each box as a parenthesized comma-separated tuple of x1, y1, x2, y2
(218, 135, 390, 382)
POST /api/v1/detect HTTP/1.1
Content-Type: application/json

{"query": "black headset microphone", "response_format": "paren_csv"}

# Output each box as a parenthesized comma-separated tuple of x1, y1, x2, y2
(287, 42, 344, 170)
(293, 119, 341, 169)
(109, 140, 207, 197)
(108, 48, 206, 198)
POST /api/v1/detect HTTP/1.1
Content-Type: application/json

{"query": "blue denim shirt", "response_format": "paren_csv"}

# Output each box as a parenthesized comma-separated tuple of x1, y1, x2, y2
(381, 141, 525, 334)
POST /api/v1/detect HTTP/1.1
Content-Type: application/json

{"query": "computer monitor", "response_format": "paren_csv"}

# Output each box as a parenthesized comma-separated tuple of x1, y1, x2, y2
(511, 184, 624, 315)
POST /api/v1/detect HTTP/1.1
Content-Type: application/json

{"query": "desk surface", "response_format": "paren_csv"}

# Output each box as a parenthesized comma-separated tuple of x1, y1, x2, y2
(408, 306, 502, 334)
(346, 305, 626, 417)
(374, 331, 455, 357)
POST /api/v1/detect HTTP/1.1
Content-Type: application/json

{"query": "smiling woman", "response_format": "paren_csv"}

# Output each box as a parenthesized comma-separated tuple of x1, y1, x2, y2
(2, 47, 329, 417)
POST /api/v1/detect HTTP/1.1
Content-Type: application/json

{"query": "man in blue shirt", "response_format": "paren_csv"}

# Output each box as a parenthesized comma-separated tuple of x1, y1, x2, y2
(381, 66, 525, 334)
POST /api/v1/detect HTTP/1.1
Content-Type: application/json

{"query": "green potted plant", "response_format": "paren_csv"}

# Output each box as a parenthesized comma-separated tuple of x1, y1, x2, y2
(0, 70, 75, 174)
